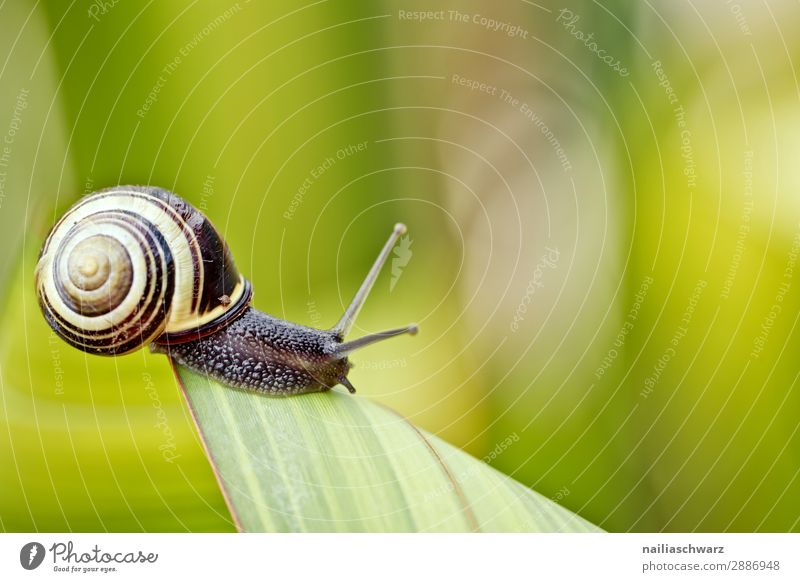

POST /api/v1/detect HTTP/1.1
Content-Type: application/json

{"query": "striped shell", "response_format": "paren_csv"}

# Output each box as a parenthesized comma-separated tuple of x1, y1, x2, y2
(35, 185, 251, 355)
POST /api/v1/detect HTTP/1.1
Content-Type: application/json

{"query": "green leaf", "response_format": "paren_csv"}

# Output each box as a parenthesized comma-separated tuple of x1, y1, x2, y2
(173, 363, 601, 533)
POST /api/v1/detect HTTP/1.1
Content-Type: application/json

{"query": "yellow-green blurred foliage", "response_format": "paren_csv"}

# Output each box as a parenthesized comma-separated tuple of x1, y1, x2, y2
(1, 0, 798, 531)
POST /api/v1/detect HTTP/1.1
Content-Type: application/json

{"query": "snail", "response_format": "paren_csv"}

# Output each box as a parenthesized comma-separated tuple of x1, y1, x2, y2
(35, 185, 417, 395)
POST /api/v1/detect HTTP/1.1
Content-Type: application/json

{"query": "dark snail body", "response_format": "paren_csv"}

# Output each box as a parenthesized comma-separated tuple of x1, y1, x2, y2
(153, 308, 351, 395)
(36, 185, 416, 395)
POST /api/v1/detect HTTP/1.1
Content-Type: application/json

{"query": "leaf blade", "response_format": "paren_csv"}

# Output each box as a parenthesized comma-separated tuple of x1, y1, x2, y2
(174, 364, 601, 533)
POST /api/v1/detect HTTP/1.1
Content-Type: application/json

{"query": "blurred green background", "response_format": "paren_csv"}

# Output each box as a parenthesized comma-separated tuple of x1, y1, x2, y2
(1, 0, 799, 532)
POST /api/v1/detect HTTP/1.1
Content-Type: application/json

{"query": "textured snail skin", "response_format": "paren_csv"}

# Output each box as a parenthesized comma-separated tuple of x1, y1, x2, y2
(152, 308, 351, 395)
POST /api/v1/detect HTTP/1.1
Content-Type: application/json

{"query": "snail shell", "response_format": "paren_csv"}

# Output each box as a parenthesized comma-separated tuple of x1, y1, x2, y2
(35, 185, 251, 355)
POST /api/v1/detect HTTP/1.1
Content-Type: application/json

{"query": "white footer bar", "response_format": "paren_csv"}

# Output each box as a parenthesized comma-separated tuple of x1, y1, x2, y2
(1, 533, 798, 581)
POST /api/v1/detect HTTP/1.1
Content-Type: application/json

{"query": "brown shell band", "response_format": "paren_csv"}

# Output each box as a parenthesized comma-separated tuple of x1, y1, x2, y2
(152, 279, 253, 346)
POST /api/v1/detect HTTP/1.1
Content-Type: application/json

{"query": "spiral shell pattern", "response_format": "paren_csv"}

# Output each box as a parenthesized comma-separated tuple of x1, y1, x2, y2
(35, 186, 250, 355)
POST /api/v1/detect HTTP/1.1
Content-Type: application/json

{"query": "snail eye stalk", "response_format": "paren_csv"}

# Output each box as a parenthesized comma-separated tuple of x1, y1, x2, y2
(332, 325, 418, 359)
(329, 223, 418, 355)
